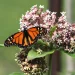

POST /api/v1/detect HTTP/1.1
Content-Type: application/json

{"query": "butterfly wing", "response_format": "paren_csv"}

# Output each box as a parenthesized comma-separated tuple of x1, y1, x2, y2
(22, 27, 40, 47)
(4, 31, 24, 47)
(4, 27, 41, 48)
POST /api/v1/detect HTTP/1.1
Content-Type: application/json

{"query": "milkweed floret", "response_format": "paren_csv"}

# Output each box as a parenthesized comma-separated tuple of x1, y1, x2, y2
(19, 5, 56, 31)
(39, 5, 44, 9)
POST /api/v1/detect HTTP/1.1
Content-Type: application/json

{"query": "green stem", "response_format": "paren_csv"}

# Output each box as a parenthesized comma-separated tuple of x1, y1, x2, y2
(48, 54, 53, 75)
(0, 44, 4, 47)
(41, 72, 43, 75)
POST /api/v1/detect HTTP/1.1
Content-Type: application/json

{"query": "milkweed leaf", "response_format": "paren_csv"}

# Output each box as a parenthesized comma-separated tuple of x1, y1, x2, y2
(27, 49, 54, 60)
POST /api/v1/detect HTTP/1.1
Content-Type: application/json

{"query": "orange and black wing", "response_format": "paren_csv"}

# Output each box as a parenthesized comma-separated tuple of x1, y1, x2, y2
(4, 31, 25, 47)
(23, 27, 47, 47)
(4, 27, 40, 48)
(4, 27, 47, 48)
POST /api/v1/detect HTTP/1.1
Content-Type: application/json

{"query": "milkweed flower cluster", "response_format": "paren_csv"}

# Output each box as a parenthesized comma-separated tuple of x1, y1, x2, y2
(19, 5, 56, 32)
(15, 49, 47, 75)
(52, 12, 75, 52)
(15, 5, 75, 75)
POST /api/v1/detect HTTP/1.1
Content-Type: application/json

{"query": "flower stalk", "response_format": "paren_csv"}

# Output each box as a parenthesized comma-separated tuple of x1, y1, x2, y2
(48, 54, 53, 75)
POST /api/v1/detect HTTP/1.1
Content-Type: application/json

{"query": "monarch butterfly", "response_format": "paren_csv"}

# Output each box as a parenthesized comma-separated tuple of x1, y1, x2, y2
(4, 27, 47, 48)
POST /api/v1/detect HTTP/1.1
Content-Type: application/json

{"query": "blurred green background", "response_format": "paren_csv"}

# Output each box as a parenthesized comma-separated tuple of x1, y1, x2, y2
(0, 0, 48, 75)
(0, 0, 75, 75)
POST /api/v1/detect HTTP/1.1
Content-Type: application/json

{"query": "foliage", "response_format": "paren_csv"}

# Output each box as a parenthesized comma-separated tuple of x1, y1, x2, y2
(62, 51, 75, 58)
(27, 49, 54, 60)
(9, 72, 25, 75)
(0, 44, 4, 47)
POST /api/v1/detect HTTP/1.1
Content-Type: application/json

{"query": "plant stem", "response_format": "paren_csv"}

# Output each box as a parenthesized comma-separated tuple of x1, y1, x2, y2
(48, 54, 53, 75)
(41, 72, 43, 75)
(0, 44, 4, 47)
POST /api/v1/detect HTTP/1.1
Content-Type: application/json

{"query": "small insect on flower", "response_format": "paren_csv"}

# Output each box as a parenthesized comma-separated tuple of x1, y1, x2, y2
(4, 27, 47, 48)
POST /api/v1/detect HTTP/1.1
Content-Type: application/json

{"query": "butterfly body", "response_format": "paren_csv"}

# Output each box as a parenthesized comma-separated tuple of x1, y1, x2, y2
(4, 27, 47, 48)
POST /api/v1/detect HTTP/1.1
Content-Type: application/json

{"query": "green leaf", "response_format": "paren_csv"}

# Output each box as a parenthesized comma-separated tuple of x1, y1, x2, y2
(67, 53, 75, 58)
(33, 39, 47, 47)
(27, 49, 54, 60)
(61, 50, 75, 58)
(32, 39, 51, 51)
(9, 72, 25, 75)
(49, 26, 56, 37)
(0, 44, 4, 47)
(36, 39, 46, 44)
